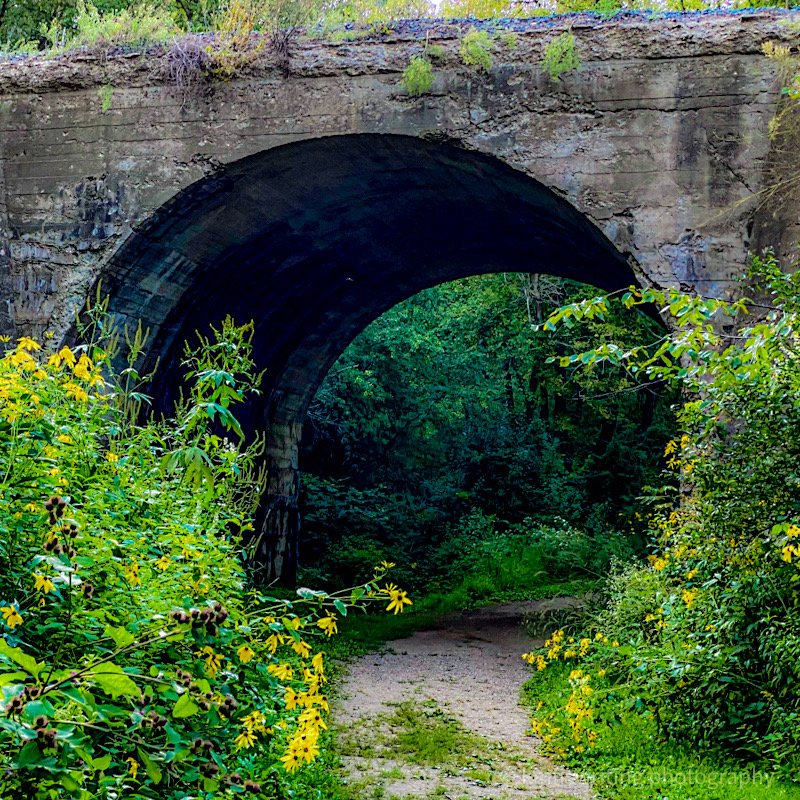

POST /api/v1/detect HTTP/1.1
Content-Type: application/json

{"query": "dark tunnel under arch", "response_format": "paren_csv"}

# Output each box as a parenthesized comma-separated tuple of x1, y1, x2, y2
(96, 133, 643, 582)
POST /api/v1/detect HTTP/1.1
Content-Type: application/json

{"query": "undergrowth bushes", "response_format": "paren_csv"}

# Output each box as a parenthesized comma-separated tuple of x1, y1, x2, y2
(0, 309, 410, 799)
(521, 255, 800, 780)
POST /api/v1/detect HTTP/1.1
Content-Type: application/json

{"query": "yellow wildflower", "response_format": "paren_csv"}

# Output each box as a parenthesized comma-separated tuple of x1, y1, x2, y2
(50, 346, 76, 368)
(17, 337, 40, 352)
(234, 729, 258, 750)
(280, 750, 302, 772)
(72, 353, 93, 379)
(241, 709, 267, 733)
(195, 646, 223, 678)
(291, 639, 311, 659)
(267, 663, 293, 681)
(316, 615, 337, 637)
(284, 687, 299, 710)
(386, 589, 412, 615)
(1, 605, 23, 629)
(311, 651, 325, 675)
(125, 757, 139, 781)
(125, 562, 142, 587)
(237, 645, 255, 664)
(154, 556, 170, 572)
(33, 572, 55, 594)
(64, 382, 89, 402)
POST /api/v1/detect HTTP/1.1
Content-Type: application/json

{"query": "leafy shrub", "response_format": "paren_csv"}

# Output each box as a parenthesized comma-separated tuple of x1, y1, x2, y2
(459, 26, 492, 72)
(523, 255, 800, 776)
(402, 55, 434, 96)
(208, 0, 265, 78)
(0, 311, 411, 798)
(66, 0, 177, 50)
(542, 31, 579, 81)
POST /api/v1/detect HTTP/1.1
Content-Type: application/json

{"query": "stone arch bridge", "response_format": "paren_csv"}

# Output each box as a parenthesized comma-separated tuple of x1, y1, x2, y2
(0, 9, 798, 579)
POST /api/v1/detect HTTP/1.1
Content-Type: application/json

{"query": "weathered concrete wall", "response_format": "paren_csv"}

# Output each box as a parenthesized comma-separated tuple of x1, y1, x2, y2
(0, 9, 797, 341)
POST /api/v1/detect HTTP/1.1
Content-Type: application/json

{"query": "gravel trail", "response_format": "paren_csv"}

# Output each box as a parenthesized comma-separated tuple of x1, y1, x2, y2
(332, 600, 594, 800)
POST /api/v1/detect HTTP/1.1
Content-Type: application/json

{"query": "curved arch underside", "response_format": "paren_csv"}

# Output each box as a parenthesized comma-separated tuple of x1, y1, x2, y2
(103, 133, 638, 428)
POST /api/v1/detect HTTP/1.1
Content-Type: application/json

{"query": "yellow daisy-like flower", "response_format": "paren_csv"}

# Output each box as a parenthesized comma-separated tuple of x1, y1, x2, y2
(241, 709, 267, 733)
(64, 382, 89, 403)
(194, 645, 223, 678)
(316, 615, 337, 637)
(237, 644, 255, 664)
(311, 651, 325, 675)
(386, 589, 412, 615)
(1, 605, 23, 629)
(125, 757, 139, 781)
(267, 663, 293, 681)
(33, 572, 55, 594)
(56, 434, 72, 444)
(125, 562, 142, 587)
(291, 639, 311, 659)
(49, 346, 76, 369)
(280, 750, 302, 772)
(284, 687, 299, 710)
(154, 556, 170, 572)
(234, 729, 258, 751)
(17, 336, 40, 352)
(72, 354, 93, 381)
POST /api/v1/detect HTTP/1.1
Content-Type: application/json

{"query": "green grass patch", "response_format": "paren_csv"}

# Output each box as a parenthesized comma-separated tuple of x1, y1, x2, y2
(383, 701, 484, 768)
(521, 663, 800, 800)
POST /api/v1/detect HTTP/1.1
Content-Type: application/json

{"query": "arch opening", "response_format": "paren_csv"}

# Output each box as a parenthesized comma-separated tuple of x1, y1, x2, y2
(98, 133, 642, 583)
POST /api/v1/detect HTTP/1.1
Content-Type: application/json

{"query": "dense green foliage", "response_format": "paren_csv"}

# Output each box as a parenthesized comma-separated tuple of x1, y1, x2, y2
(0, 312, 410, 799)
(522, 661, 800, 800)
(522, 256, 800, 781)
(299, 274, 677, 601)
(0, 0, 792, 52)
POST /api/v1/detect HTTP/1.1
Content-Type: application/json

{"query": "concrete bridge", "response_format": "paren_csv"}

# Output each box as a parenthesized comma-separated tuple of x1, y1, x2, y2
(0, 9, 798, 579)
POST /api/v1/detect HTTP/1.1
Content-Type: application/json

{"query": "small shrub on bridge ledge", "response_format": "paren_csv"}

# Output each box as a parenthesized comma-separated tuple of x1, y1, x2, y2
(542, 31, 580, 81)
(459, 26, 493, 72)
(0, 313, 411, 798)
(402, 55, 434, 96)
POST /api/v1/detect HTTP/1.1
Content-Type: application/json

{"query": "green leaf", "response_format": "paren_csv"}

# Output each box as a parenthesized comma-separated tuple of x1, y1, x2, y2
(59, 774, 81, 792)
(0, 638, 45, 678)
(103, 625, 135, 649)
(92, 754, 112, 771)
(334, 599, 348, 617)
(172, 693, 199, 718)
(87, 663, 139, 699)
(17, 740, 43, 767)
(0, 670, 26, 687)
(138, 748, 162, 785)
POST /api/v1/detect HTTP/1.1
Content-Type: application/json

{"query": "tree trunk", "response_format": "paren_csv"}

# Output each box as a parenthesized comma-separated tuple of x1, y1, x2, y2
(254, 421, 302, 585)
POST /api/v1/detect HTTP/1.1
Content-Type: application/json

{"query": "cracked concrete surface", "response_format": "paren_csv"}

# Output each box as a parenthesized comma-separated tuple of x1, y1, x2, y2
(0, 10, 798, 341)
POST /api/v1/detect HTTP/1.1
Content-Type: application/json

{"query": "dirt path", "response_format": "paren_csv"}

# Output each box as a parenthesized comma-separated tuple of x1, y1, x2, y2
(332, 600, 594, 800)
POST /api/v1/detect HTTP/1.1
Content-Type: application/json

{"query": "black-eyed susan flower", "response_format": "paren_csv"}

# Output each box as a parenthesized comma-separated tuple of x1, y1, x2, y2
(1, 605, 22, 629)
(237, 644, 255, 664)
(316, 615, 337, 637)
(386, 589, 412, 615)
(32, 572, 55, 594)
